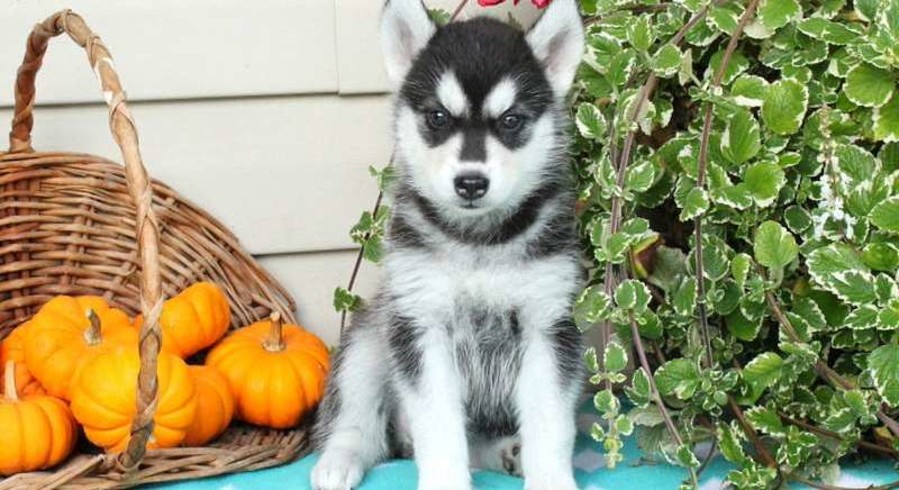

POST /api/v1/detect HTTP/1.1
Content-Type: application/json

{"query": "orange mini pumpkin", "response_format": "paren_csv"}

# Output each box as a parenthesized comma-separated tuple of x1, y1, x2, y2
(0, 361, 78, 476)
(0, 323, 46, 397)
(206, 313, 329, 429)
(71, 347, 197, 453)
(135, 282, 231, 358)
(182, 365, 235, 446)
(24, 296, 137, 400)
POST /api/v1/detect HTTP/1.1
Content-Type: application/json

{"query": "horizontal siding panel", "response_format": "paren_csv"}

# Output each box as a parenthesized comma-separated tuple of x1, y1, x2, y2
(257, 250, 380, 346)
(0, 0, 337, 106)
(334, 0, 389, 94)
(0, 94, 391, 255)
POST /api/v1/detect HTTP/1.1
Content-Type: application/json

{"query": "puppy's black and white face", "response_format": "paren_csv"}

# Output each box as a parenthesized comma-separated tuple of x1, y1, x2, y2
(382, 0, 584, 218)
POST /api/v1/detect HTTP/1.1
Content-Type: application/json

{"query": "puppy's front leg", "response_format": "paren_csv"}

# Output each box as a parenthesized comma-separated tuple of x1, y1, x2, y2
(515, 318, 582, 490)
(392, 319, 471, 490)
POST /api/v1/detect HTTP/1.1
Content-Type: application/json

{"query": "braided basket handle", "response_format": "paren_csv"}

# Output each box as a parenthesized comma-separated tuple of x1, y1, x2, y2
(8, 10, 164, 472)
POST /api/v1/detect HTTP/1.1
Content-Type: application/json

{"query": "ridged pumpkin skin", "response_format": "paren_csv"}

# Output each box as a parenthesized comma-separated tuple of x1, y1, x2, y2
(0, 362, 77, 476)
(135, 282, 231, 358)
(70, 347, 197, 453)
(24, 296, 137, 400)
(0, 323, 46, 397)
(206, 316, 329, 429)
(183, 365, 235, 446)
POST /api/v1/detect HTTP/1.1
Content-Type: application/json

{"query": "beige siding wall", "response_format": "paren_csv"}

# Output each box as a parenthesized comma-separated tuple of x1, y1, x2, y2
(0, 0, 542, 346)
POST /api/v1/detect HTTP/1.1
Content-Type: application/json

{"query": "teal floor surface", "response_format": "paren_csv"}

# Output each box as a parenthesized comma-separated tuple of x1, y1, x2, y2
(150, 406, 897, 489)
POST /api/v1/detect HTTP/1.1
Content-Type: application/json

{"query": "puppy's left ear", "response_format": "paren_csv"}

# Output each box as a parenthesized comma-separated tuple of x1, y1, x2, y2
(382, 0, 437, 90)
(526, 0, 585, 97)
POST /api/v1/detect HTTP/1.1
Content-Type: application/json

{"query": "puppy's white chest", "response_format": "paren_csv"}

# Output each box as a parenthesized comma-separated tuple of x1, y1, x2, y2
(386, 246, 580, 328)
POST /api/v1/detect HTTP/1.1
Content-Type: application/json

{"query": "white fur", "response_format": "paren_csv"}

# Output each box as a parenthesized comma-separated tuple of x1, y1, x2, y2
(381, 0, 437, 88)
(526, 0, 585, 97)
(396, 327, 472, 490)
(436, 71, 470, 117)
(483, 77, 518, 119)
(516, 333, 580, 490)
(384, 241, 580, 329)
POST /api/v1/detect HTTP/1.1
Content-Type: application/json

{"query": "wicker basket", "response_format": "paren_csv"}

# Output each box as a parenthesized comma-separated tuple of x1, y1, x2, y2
(0, 10, 313, 489)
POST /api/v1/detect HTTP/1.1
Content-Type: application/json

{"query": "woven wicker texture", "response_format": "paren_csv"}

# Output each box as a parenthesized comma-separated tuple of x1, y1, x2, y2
(0, 10, 311, 489)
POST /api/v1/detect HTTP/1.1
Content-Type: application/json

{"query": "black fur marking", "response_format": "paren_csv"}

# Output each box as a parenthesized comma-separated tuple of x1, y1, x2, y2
(401, 18, 553, 152)
(491, 109, 534, 149)
(387, 213, 428, 249)
(418, 100, 458, 147)
(410, 181, 562, 246)
(387, 315, 424, 383)
(526, 207, 579, 258)
(311, 347, 342, 448)
(548, 317, 584, 387)
(468, 404, 520, 439)
(508, 309, 521, 336)
(459, 126, 487, 162)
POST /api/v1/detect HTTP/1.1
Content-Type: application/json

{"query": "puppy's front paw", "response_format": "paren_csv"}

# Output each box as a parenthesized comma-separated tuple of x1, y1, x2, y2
(311, 449, 365, 490)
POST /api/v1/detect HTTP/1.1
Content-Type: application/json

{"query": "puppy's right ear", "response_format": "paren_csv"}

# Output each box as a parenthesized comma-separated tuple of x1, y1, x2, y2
(381, 0, 436, 90)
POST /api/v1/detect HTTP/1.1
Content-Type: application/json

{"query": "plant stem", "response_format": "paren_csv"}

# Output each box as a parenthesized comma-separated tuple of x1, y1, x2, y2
(83, 308, 102, 346)
(263, 312, 285, 353)
(604, 0, 717, 285)
(599, 271, 623, 392)
(3, 360, 18, 401)
(601, 1, 717, 279)
(650, 340, 668, 366)
(451, 0, 470, 21)
(696, 439, 718, 478)
(628, 314, 699, 487)
(779, 412, 899, 458)
(593, 8, 719, 487)
(341, 190, 384, 333)
(692, 0, 762, 369)
(728, 395, 778, 468)
(764, 289, 899, 438)
(876, 411, 899, 438)
(600, 1, 715, 389)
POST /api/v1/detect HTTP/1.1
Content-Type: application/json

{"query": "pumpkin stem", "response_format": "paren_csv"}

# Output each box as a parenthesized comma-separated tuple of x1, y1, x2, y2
(84, 309, 103, 346)
(3, 360, 18, 401)
(263, 312, 285, 353)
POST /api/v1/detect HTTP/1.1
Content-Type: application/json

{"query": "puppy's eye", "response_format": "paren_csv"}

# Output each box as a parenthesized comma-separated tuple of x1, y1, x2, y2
(426, 109, 450, 129)
(499, 113, 523, 131)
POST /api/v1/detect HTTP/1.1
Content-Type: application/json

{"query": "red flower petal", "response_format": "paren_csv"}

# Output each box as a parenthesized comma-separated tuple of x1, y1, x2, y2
(532, 0, 552, 7)
(477, 0, 507, 5)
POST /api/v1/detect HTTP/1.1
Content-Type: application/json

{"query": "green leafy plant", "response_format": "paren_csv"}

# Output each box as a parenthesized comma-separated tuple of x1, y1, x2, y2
(573, 0, 899, 487)
(334, 164, 393, 330)
(338, 0, 899, 487)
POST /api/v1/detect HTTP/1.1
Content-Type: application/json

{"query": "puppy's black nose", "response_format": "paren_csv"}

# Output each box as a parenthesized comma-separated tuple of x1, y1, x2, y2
(454, 174, 489, 200)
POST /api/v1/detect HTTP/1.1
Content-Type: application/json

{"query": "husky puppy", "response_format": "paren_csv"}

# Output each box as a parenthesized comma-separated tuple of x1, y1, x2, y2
(311, 1, 585, 489)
